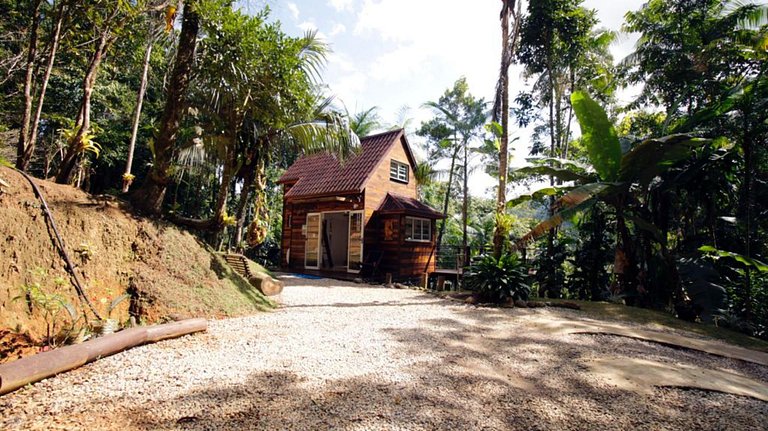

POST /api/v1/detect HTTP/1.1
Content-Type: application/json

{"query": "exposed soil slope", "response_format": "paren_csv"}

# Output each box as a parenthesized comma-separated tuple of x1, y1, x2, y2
(0, 167, 273, 361)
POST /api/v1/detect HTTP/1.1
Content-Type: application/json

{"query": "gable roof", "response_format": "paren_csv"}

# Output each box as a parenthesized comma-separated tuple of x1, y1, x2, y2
(278, 129, 417, 199)
(377, 193, 445, 219)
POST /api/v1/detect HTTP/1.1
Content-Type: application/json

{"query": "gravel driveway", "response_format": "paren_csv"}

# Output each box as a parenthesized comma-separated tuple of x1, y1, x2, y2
(1, 275, 767, 430)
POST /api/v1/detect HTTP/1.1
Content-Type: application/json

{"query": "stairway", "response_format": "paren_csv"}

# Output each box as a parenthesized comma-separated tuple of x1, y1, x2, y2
(223, 253, 253, 280)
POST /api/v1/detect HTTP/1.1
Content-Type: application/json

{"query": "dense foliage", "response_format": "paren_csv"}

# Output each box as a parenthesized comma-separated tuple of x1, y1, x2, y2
(2, 0, 768, 339)
(502, 0, 768, 340)
(465, 253, 531, 304)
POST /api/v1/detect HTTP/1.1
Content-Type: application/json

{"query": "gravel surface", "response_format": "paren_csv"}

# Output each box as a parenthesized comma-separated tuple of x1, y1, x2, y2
(1, 275, 767, 430)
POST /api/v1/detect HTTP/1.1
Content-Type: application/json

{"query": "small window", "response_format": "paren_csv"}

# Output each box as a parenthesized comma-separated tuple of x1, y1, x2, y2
(390, 160, 409, 183)
(405, 216, 431, 242)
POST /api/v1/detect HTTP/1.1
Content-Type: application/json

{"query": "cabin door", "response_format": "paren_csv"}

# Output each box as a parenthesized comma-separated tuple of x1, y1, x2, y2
(305, 213, 321, 269)
(347, 211, 363, 273)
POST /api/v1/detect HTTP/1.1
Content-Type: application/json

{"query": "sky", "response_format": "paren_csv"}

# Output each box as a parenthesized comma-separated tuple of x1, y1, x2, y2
(250, 0, 648, 197)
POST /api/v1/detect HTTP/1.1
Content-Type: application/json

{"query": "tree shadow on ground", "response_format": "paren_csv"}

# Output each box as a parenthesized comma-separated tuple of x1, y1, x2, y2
(119, 306, 768, 430)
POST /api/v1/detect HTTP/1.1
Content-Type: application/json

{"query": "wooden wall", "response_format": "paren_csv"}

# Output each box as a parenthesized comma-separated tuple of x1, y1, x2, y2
(281, 192, 360, 270)
(363, 136, 418, 222)
(280, 135, 435, 279)
(365, 213, 437, 279)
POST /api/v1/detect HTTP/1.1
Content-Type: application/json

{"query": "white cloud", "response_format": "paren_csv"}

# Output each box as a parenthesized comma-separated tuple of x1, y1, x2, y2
(328, 0, 354, 12)
(354, 0, 498, 100)
(329, 23, 347, 36)
(328, 52, 356, 73)
(285, 2, 300, 20)
(297, 20, 318, 32)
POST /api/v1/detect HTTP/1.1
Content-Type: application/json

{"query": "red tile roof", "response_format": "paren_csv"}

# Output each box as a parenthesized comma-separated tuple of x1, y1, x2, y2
(377, 193, 445, 219)
(278, 129, 412, 198)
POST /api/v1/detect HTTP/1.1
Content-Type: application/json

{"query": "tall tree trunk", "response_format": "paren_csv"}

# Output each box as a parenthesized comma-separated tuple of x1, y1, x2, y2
(562, 65, 576, 159)
(436, 144, 461, 256)
(16, 0, 42, 171)
(493, 0, 514, 259)
(461, 138, 469, 266)
(131, 0, 199, 214)
(233, 163, 257, 250)
(20, 0, 66, 172)
(740, 123, 754, 321)
(122, 38, 154, 193)
(55, 27, 110, 183)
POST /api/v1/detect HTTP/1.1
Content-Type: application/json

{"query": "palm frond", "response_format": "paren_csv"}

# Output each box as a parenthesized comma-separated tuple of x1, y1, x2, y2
(297, 29, 329, 83)
(286, 113, 360, 162)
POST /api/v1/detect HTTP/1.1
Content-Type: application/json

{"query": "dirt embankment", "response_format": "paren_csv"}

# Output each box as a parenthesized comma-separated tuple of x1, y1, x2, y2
(0, 167, 273, 362)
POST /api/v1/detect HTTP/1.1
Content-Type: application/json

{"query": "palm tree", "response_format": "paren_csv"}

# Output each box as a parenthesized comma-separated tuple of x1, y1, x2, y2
(131, 0, 200, 214)
(346, 106, 381, 137)
(122, 2, 176, 193)
(169, 22, 359, 238)
(491, 0, 521, 258)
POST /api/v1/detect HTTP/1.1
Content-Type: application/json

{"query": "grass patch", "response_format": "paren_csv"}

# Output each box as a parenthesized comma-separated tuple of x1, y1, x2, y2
(209, 253, 275, 312)
(246, 258, 274, 278)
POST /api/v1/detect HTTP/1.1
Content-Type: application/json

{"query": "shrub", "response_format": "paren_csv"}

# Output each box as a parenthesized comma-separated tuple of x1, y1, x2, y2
(465, 253, 531, 304)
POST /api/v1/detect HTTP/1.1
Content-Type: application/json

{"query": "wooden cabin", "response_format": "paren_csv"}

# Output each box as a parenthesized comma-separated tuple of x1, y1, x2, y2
(278, 129, 444, 281)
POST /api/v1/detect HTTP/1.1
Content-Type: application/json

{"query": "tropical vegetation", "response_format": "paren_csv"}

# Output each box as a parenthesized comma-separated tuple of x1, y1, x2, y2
(2, 0, 768, 339)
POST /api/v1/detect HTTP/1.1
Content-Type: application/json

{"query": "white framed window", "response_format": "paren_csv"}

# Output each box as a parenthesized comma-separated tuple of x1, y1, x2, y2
(390, 160, 409, 183)
(405, 216, 431, 242)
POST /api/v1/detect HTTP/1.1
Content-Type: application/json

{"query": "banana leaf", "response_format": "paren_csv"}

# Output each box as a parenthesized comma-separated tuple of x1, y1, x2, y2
(512, 183, 611, 249)
(699, 246, 768, 272)
(512, 165, 592, 183)
(571, 90, 622, 181)
(525, 157, 591, 172)
(513, 198, 598, 250)
(619, 134, 710, 186)
(507, 186, 572, 208)
(626, 214, 665, 245)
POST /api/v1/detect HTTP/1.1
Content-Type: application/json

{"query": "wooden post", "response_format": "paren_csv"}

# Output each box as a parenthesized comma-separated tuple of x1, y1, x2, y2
(385, 273, 393, 284)
(420, 273, 428, 289)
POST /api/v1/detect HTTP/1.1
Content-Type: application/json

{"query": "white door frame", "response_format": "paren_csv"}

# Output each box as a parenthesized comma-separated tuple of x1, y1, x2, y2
(347, 210, 364, 274)
(304, 212, 321, 269)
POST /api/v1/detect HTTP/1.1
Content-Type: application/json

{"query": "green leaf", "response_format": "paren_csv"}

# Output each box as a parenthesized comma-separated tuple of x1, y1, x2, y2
(507, 186, 573, 208)
(699, 246, 768, 272)
(570, 90, 622, 181)
(626, 214, 665, 245)
(619, 134, 710, 186)
(512, 166, 591, 183)
(513, 197, 598, 249)
(485, 121, 503, 137)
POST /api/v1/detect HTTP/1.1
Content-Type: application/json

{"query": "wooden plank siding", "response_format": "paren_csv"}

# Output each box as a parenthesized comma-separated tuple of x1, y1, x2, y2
(280, 134, 438, 281)
(365, 213, 437, 278)
(363, 135, 418, 221)
(281, 189, 361, 270)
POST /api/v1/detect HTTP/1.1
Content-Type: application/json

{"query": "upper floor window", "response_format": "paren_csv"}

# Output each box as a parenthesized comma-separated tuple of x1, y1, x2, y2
(390, 160, 409, 183)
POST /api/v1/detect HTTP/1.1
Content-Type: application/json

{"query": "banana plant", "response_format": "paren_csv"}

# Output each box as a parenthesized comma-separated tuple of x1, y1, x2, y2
(510, 90, 711, 298)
